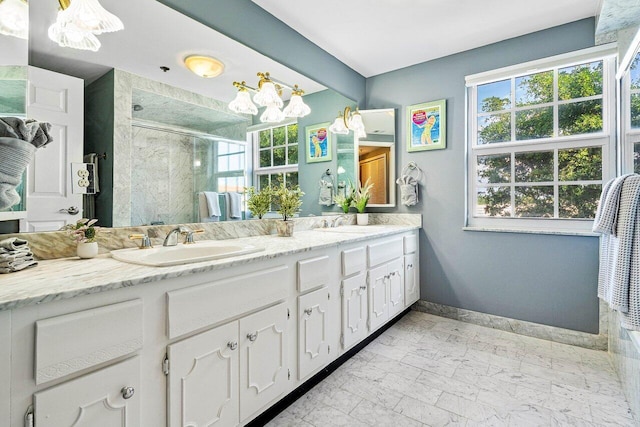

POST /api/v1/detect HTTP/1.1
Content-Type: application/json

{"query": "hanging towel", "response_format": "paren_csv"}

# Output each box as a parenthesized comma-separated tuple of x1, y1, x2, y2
(0, 137, 36, 210)
(203, 191, 221, 217)
(228, 192, 242, 219)
(318, 181, 333, 206)
(198, 192, 219, 222)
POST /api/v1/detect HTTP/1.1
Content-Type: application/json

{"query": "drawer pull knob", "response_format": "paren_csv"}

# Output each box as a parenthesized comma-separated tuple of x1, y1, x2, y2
(227, 341, 238, 350)
(359, 285, 367, 291)
(121, 386, 135, 400)
(407, 263, 413, 269)
(304, 308, 313, 316)
(247, 332, 258, 342)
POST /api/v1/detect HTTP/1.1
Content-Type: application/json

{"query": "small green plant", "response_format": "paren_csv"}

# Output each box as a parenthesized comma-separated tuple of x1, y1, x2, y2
(352, 178, 373, 213)
(245, 186, 272, 219)
(61, 218, 102, 243)
(333, 190, 353, 214)
(272, 183, 304, 221)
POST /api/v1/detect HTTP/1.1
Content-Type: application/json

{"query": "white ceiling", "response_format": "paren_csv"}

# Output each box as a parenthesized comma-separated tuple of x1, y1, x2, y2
(29, 0, 326, 102)
(252, 0, 601, 77)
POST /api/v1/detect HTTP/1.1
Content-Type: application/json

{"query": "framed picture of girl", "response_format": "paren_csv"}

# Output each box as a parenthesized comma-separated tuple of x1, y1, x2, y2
(406, 99, 446, 152)
(306, 122, 332, 163)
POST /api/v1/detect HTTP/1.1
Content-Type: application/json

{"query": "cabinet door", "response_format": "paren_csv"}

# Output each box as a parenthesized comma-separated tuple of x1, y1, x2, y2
(34, 356, 140, 427)
(404, 253, 420, 307)
(368, 264, 389, 332)
(239, 302, 288, 421)
(341, 273, 368, 349)
(298, 288, 330, 380)
(167, 322, 239, 427)
(387, 258, 405, 318)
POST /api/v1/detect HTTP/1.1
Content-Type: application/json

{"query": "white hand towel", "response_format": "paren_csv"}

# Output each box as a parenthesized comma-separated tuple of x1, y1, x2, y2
(203, 191, 222, 217)
(228, 192, 242, 219)
(0, 237, 30, 251)
(0, 259, 37, 273)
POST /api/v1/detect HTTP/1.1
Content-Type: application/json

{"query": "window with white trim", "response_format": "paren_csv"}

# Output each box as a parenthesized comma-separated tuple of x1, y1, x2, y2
(622, 51, 640, 174)
(466, 46, 616, 232)
(251, 121, 299, 190)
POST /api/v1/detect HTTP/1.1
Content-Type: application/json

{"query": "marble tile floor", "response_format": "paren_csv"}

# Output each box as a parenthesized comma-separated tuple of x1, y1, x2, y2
(267, 311, 636, 427)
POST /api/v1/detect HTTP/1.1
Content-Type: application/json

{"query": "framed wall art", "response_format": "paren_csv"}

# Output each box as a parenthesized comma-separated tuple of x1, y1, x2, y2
(407, 99, 446, 152)
(305, 122, 332, 163)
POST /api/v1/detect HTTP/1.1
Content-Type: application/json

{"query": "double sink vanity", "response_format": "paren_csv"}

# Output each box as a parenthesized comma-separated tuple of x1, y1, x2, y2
(0, 215, 421, 426)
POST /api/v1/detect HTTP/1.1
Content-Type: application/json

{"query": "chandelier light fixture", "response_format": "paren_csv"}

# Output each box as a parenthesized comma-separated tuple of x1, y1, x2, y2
(0, 0, 29, 40)
(229, 72, 311, 123)
(48, 0, 124, 52)
(329, 106, 367, 138)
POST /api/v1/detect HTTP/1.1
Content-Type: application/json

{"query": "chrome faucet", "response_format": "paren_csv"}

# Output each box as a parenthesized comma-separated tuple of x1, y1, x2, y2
(330, 215, 349, 228)
(163, 226, 191, 247)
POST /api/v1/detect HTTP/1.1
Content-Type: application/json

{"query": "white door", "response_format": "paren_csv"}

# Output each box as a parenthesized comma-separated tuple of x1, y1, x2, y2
(341, 273, 368, 349)
(167, 322, 239, 427)
(298, 287, 330, 380)
(404, 253, 420, 307)
(387, 258, 405, 318)
(239, 302, 288, 421)
(33, 356, 140, 427)
(368, 264, 388, 332)
(24, 67, 83, 232)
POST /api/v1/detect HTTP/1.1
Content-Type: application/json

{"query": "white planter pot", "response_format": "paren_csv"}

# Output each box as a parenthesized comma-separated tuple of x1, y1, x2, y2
(356, 213, 369, 226)
(77, 241, 98, 259)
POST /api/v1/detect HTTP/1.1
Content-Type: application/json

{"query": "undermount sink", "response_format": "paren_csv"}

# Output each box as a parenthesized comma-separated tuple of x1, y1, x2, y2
(314, 225, 389, 234)
(111, 240, 264, 267)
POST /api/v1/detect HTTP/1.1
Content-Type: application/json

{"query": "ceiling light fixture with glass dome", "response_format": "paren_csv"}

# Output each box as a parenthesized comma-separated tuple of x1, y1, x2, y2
(329, 106, 367, 138)
(228, 72, 311, 123)
(48, 0, 124, 52)
(0, 0, 29, 40)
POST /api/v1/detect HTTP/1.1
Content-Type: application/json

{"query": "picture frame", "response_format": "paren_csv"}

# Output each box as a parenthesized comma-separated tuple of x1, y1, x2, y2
(406, 99, 446, 152)
(305, 122, 332, 163)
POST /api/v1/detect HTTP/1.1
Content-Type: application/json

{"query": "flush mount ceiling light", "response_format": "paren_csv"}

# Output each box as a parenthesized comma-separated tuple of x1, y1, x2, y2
(0, 0, 29, 40)
(184, 55, 225, 78)
(329, 106, 367, 138)
(229, 72, 311, 123)
(48, 0, 124, 52)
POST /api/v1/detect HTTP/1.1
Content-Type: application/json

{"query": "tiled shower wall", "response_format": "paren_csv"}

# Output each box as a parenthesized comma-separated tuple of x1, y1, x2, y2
(609, 309, 640, 419)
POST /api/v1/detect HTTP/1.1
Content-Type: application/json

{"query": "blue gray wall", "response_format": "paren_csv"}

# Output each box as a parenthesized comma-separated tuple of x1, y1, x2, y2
(366, 18, 600, 333)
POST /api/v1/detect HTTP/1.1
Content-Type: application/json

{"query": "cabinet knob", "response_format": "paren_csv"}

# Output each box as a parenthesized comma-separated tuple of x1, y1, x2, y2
(247, 332, 258, 342)
(227, 341, 238, 350)
(121, 386, 135, 400)
(304, 308, 313, 316)
(407, 263, 413, 269)
(359, 285, 367, 291)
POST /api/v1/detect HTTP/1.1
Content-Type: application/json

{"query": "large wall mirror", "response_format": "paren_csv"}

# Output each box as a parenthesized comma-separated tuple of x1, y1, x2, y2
(618, 26, 640, 175)
(0, 0, 357, 233)
(336, 108, 396, 207)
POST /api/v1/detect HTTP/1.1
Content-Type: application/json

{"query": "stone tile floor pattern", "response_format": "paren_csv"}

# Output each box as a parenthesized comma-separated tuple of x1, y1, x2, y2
(267, 311, 636, 426)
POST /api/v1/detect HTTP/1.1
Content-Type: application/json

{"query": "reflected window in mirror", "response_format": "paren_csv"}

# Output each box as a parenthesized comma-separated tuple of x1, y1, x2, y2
(251, 121, 299, 190)
(624, 51, 640, 173)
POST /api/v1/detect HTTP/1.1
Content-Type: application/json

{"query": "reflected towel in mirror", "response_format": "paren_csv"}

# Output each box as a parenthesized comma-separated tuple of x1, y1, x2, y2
(228, 192, 242, 219)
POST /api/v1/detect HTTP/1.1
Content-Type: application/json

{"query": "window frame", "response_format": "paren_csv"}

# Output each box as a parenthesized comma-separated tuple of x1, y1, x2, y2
(249, 119, 299, 190)
(465, 45, 617, 233)
(621, 50, 640, 174)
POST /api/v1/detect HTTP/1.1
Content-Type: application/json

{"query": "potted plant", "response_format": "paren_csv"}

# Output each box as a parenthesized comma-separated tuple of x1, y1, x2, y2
(245, 186, 272, 219)
(352, 178, 373, 225)
(272, 183, 304, 236)
(333, 189, 353, 214)
(61, 218, 103, 258)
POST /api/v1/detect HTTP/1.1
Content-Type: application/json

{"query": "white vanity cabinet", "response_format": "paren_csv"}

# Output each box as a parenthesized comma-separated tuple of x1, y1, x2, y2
(167, 302, 289, 426)
(404, 233, 420, 307)
(341, 272, 368, 349)
(367, 237, 405, 332)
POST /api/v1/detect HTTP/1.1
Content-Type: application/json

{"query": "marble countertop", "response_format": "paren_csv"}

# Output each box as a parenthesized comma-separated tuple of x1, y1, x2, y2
(0, 225, 418, 312)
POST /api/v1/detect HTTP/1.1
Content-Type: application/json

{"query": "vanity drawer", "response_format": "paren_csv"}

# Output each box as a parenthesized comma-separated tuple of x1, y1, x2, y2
(403, 234, 417, 254)
(297, 255, 330, 293)
(167, 265, 289, 339)
(35, 299, 143, 385)
(368, 237, 403, 267)
(342, 247, 366, 277)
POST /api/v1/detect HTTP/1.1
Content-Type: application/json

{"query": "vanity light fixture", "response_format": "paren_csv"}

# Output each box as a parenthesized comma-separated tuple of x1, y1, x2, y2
(48, 0, 124, 52)
(329, 106, 367, 138)
(229, 72, 311, 123)
(0, 0, 29, 40)
(184, 55, 225, 78)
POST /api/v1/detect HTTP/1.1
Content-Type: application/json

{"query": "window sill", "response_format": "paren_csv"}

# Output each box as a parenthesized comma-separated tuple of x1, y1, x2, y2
(462, 226, 599, 237)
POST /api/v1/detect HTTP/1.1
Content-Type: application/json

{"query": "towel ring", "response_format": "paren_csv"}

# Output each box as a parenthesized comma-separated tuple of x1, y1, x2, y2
(401, 162, 423, 182)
